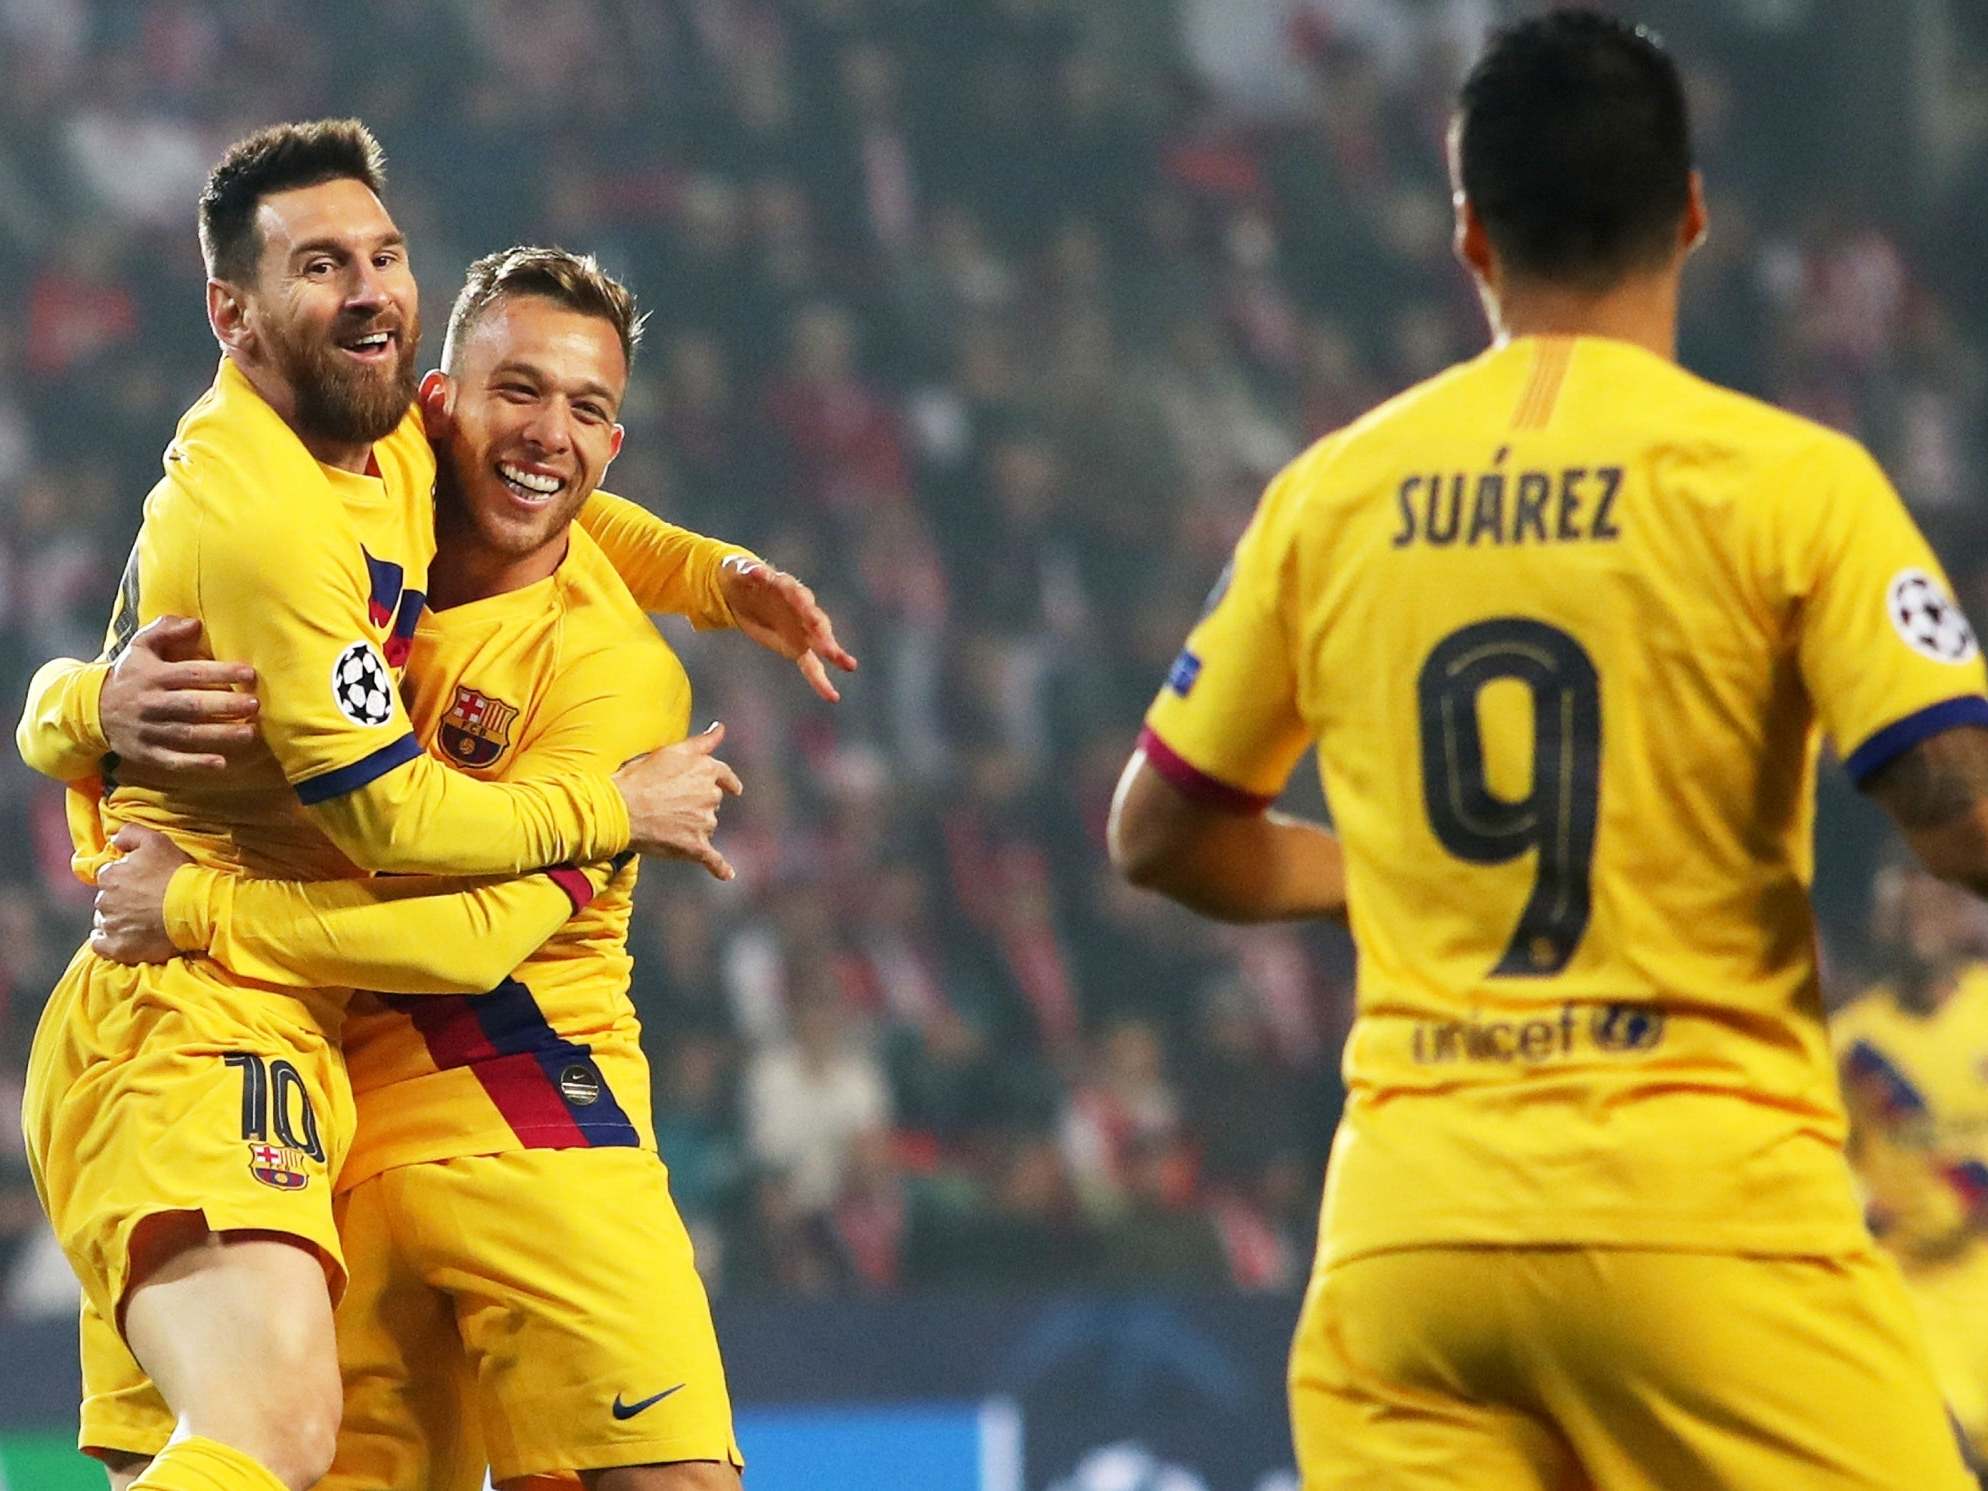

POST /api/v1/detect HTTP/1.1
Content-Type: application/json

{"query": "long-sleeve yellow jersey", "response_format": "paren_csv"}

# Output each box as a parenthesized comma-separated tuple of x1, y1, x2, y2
(1144, 334, 1988, 1264)
(160, 523, 690, 1186)
(13, 355, 745, 884)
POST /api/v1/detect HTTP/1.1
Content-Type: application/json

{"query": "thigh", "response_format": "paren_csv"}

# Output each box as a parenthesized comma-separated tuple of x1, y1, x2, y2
(319, 1173, 486, 1491)
(1523, 1248, 1978, 1491)
(77, 1293, 172, 1464)
(24, 951, 353, 1326)
(406, 1148, 744, 1484)
(1290, 1252, 1584, 1491)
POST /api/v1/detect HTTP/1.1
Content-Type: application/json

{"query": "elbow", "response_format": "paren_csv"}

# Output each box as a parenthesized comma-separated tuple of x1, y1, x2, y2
(1107, 800, 1169, 891)
(1910, 816, 1988, 894)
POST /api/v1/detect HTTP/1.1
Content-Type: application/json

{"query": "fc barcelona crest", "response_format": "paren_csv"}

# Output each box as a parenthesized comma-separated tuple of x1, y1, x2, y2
(248, 1143, 310, 1191)
(440, 685, 519, 768)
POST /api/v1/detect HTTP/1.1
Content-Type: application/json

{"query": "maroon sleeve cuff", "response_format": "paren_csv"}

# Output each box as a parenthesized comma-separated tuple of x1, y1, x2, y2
(543, 866, 596, 914)
(1137, 725, 1273, 815)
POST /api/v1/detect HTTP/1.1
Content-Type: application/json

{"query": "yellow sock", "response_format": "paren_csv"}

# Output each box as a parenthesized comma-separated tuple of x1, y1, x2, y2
(128, 1436, 290, 1491)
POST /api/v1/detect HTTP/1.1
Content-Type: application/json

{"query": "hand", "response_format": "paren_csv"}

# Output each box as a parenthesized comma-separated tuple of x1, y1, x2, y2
(92, 824, 194, 964)
(720, 558, 858, 703)
(101, 616, 260, 774)
(611, 722, 744, 879)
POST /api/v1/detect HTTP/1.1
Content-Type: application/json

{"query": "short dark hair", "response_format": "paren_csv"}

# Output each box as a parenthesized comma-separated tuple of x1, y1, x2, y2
(199, 118, 388, 284)
(1457, 11, 1691, 290)
(442, 246, 646, 374)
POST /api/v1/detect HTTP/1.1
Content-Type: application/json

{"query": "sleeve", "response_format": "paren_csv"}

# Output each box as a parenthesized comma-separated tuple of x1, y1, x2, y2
(576, 489, 757, 630)
(15, 657, 110, 783)
(187, 494, 630, 873)
(161, 859, 620, 995)
(165, 634, 678, 992)
(1140, 462, 1314, 811)
(1774, 437, 1988, 785)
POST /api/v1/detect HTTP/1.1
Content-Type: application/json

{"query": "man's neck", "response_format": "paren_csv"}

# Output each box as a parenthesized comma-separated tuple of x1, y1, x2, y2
(1488, 269, 1683, 363)
(227, 350, 372, 473)
(428, 510, 568, 610)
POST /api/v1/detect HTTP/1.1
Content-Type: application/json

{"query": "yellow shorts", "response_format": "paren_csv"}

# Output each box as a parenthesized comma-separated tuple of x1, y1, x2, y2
(1900, 1245, 1988, 1459)
(324, 1146, 742, 1490)
(26, 947, 351, 1455)
(1289, 1245, 1976, 1491)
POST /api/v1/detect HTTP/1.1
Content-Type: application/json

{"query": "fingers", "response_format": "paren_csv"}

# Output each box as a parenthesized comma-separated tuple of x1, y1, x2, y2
(147, 717, 259, 749)
(147, 695, 260, 731)
(686, 722, 726, 755)
(812, 626, 860, 673)
(109, 824, 155, 854)
(797, 651, 841, 704)
(714, 759, 744, 797)
(152, 661, 259, 696)
(128, 747, 233, 774)
(693, 842, 737, 882)
(133, 615, 206, 660)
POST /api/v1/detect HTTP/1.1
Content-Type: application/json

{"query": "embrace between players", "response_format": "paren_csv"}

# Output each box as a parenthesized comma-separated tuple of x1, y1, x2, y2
(18, 119, 852, 1491)
(19, 10, 1988, 1491)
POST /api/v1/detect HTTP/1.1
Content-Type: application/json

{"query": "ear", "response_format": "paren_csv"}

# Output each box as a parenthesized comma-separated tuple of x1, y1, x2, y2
(1454, 196, 1495, 284)
(1681, 169, 1709, 254)
(418, 370, 454, 439)
(207, 279, 253, 354)
(605, 423, 625, 469)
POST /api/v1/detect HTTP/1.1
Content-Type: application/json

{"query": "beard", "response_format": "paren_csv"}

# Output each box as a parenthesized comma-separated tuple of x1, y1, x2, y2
(264, 307, 421, 447)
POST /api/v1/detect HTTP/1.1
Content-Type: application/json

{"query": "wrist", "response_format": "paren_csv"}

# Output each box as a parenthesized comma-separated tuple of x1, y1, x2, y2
(714, 550, 763, 629)
(596, 772, 635, 859)
(161, 864, 223, 954)
(79, 661, 113, 758)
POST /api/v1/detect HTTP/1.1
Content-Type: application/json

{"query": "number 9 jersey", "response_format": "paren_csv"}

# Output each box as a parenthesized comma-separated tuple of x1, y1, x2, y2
(1142, 333, 1988, 1265)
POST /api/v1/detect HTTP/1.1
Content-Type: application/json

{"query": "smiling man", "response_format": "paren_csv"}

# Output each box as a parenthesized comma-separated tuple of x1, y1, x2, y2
(14, 120, 848, 1491)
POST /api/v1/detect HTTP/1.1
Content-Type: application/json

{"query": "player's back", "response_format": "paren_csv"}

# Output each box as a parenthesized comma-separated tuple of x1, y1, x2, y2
(1149, 333, 1988, 1263)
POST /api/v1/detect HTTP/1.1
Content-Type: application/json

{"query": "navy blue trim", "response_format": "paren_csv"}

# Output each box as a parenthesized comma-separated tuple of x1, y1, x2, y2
(1845, 696, 1988, 787)
(294, 732, 423, 805)
(472, 979, 641, 1145)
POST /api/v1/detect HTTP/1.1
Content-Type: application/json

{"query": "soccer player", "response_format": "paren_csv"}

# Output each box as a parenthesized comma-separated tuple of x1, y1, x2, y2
(1835, 859, 1988, 1466)
(1109, 13, 1985, 1490)
(14, 120, 844, 1491)
(80, 247, 746, 1491)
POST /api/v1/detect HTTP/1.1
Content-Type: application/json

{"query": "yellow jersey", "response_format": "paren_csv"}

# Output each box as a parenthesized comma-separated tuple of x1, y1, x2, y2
(15, 358, 749, 908)
(1835, 970, 1988, 1263)
(160, 525, 689, 1186)
(1145, 334, 1988, 1263)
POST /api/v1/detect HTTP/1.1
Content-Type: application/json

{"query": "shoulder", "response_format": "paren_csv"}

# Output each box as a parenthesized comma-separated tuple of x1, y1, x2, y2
(371, 404, 437, 503)
(549, 531, 691, 725)
(1654, 365, 1885, 487)
(1949, 963, 1988, 1017)
(1271, 354, 1510, 521)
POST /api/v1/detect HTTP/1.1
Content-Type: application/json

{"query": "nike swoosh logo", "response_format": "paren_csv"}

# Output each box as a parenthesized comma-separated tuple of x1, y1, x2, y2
(611, 1384, 686, 1420)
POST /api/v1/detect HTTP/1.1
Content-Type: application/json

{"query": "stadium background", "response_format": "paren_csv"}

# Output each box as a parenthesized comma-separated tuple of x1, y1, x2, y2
(0, 1, 1983, 1485)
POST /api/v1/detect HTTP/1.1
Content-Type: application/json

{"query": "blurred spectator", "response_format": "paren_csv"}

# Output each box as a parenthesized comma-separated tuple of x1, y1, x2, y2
(742, 975, 892, 1214)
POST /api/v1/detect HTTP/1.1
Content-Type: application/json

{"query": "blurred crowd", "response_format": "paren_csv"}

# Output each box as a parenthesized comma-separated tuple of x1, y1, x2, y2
(2, 0, 1985, 1311)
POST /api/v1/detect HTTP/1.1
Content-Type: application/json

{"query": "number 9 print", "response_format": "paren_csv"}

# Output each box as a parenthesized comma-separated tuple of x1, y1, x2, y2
(1417, 618, 1602, 977)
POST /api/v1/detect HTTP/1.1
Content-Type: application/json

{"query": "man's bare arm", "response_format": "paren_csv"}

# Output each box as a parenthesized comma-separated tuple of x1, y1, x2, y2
(1107, 749, 1347, 923)
(1864, 725, 1988, 894)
